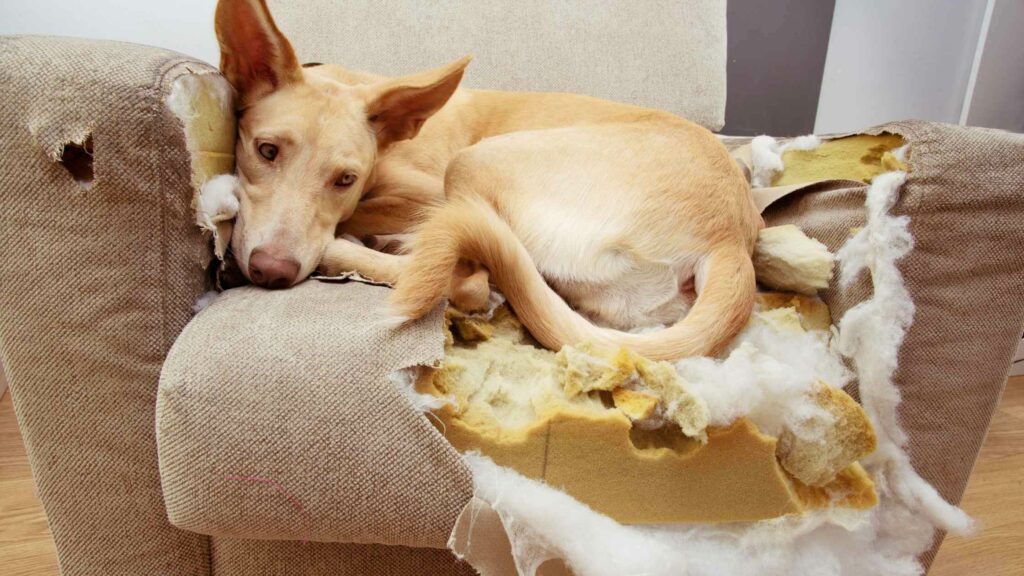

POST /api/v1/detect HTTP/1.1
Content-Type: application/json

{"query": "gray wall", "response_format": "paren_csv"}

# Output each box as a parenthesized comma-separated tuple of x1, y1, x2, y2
(814, 0, 989, 133)
(723, 0, 835, 136)
(964, 0, 1024, 132)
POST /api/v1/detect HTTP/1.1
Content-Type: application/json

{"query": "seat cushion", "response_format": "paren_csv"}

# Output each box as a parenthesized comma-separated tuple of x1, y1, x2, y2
(267, 0, 727, 130)
(157, 281, 473, 549)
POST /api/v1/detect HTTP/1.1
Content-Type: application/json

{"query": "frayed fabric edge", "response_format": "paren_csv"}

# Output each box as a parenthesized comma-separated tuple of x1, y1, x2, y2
(837, 171, 974, 535)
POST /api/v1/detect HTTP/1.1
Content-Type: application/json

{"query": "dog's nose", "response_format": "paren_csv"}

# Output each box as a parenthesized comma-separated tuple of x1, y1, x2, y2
(248, 248, 300, 289)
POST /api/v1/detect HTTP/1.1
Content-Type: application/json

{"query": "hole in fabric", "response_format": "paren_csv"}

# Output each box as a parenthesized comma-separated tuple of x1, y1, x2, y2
(59, 136, 94, 189)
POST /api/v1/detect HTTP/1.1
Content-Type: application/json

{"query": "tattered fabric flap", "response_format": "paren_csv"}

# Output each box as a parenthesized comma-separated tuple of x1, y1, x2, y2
(449, 497, 522, 576)
(312, 270, 394, 288)
(450, 498, 570, 576)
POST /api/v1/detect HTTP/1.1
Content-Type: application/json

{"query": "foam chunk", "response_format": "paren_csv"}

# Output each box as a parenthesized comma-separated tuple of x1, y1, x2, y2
(754, 224, 835, 294)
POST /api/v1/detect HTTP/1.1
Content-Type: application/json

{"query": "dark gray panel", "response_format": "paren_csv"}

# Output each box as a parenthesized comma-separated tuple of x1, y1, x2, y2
(723, 0, 836, 136)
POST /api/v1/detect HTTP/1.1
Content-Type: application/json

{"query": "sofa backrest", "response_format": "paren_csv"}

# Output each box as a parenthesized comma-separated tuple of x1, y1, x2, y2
(267, 0, 727, 130)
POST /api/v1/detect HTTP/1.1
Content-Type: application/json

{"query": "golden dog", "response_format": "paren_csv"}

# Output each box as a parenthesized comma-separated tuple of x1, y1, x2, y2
(216, 0, 762, 360)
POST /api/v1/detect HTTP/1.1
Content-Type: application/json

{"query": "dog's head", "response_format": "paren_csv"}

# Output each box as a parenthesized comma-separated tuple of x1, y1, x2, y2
(214, 0, 468, 288)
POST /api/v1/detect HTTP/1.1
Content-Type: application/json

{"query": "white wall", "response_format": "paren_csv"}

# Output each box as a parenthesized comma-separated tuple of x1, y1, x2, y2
(815, 0, 989, 134)
(0, 0, 220, 65)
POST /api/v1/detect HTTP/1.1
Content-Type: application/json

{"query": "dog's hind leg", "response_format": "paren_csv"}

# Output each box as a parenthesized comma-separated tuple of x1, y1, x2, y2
(320, 237, 491, 311)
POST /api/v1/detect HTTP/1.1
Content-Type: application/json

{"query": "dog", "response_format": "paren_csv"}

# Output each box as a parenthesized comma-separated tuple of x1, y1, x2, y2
(215, 0, 763, 361)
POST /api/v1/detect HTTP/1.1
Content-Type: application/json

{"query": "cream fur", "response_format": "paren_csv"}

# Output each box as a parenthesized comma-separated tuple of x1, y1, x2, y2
(214, 0, 763, 361)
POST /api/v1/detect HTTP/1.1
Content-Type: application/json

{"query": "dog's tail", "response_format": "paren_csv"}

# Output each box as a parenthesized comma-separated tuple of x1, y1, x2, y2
(389, 197, 755, 361)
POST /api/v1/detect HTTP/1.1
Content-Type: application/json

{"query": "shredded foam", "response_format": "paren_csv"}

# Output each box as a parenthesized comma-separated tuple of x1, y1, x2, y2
(166, 73, 236, 192)
(456, 171, 971, 576)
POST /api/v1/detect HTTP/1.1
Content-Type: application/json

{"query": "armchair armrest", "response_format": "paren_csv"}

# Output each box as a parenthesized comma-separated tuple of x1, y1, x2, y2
(0, 36, 232, 575)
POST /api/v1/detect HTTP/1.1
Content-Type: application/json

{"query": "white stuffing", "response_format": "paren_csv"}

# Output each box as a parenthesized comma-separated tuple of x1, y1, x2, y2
(464, 453, 688, 576)
(166, 73, 234, 126)
(169, 73, 238, 260)
(196, 174, 240, 232)
(454, 171, 972, 576)
(835, 171, 974, 535)
(464, 450, 933, 576)
(192, 290, 220, 314)
(195, 174, 240, 259)
(750, 134, 823, 188)
(787, 134, 824, 152)
(890, 144, 909, 163)
(750, 136, 785, 188)
(166, 72, 236, 192)
(676, 310, 847, 440)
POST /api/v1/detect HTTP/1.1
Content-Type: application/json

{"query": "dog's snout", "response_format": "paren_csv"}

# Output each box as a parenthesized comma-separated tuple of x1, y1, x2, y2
(248, 247, 300, 289)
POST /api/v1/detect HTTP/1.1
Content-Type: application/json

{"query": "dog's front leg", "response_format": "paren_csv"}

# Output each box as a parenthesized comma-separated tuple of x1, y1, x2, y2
(319, 238, 409, 285)
(321, 238, 492, 312)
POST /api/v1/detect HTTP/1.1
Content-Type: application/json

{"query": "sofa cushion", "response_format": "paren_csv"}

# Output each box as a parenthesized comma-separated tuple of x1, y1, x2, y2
(157, 281, 473, 548)
(267, 0, 727, 130)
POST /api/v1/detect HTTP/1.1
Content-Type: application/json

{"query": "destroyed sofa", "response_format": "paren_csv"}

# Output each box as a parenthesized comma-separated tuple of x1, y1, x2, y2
(2, 1, 1024, 574)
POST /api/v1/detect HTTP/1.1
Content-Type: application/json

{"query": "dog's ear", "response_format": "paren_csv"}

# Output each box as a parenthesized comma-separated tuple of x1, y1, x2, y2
(365, 56, 472, 148)
(215, 0, 302, 108)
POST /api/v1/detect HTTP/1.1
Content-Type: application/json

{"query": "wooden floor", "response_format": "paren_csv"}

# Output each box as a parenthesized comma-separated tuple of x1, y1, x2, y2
(0, 391, 59, 576)
(1, 380, 1022, 575)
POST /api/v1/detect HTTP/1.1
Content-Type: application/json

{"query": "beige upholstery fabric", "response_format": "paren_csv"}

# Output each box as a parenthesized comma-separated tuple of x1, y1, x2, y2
(267, 0, 727, 130)
(0, 37, 212, 575)
(757, 121, 1024, 565)
(158, 281, 474, 548)
(210, 539, 475, 576)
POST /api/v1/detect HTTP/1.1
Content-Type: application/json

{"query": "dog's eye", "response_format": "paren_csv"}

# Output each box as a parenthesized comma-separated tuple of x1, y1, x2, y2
(335, 172, 358, 188)
(258, 143, 278, 161)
